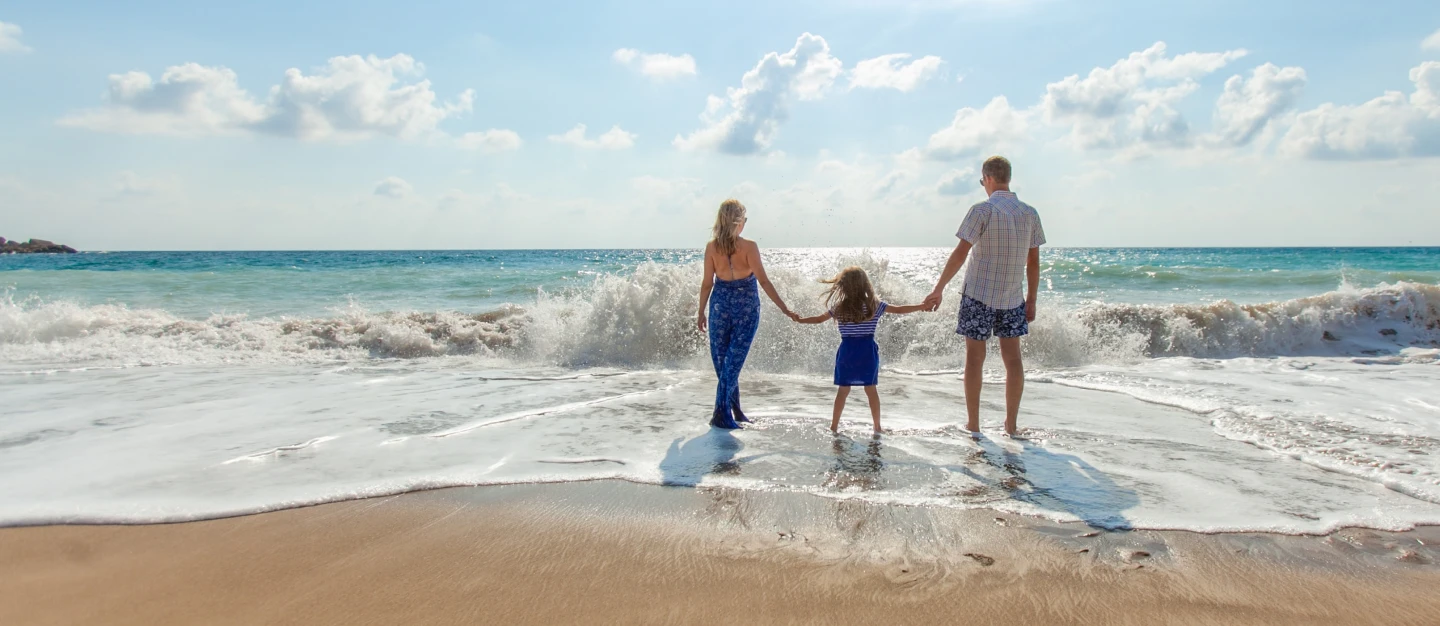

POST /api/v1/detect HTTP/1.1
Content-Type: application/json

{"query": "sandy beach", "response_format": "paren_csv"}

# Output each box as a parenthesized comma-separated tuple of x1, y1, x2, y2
(3, 481, 1439, 626)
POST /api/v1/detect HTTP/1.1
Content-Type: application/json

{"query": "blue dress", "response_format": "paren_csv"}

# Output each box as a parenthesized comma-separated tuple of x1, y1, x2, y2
(834, 302, 887, 387)
(708, 274, 760, 429)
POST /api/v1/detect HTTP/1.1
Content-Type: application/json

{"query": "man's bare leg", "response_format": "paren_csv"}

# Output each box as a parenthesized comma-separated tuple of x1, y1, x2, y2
(964, 338, 987, 433)
(999, 337, 1024, 436)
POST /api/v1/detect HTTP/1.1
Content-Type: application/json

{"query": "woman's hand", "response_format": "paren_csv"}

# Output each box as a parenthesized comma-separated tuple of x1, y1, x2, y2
(785, 310, 801, 322)
(697, 312, 707, 332)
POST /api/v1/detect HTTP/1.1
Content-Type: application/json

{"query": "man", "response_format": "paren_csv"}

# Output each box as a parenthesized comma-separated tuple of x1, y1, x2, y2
(922, 156, 1045, 437)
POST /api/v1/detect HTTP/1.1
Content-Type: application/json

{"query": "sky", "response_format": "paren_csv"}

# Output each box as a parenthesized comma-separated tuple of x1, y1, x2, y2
(1, 0, 1439, 250)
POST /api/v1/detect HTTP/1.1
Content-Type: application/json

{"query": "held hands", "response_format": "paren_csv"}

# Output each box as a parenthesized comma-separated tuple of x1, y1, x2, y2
(785, 310, 801, 322)
(922, 290, 944, 312)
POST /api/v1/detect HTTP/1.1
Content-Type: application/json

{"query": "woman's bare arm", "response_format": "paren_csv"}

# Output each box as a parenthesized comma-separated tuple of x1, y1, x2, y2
(697, 243, 716, 331)
(748, 241, 792, 316)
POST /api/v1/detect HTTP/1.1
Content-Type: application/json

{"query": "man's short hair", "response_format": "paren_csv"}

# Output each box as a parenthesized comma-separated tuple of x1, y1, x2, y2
(982, 156, 1012, 184)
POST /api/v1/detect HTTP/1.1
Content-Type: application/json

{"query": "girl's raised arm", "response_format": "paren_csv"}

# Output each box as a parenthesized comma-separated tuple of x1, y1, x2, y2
(748, 241, 793, 318)
(794, 311, 833, 324)
(697, 243, 716, 331)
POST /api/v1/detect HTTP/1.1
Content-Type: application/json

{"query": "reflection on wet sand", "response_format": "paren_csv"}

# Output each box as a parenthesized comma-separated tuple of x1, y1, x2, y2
(824, 435, 884, 492)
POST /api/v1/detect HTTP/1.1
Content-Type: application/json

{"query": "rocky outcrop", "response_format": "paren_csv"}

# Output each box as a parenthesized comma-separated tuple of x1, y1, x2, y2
(0, 237, 77, 253)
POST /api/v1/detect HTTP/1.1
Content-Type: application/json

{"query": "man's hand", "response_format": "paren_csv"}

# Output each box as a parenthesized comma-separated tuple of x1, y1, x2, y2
(697, 313, 707, 332)
(923, 290, 943, 312)
(1025, 300, 1036, 323)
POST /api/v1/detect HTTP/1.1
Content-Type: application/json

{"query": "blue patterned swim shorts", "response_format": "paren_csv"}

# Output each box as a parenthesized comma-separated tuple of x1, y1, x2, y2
(956, 295, 1028, 341)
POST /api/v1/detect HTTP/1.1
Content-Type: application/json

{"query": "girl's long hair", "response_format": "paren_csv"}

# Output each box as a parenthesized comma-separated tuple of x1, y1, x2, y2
(711, 199, 746, 257)
(822, 267, 879, 324)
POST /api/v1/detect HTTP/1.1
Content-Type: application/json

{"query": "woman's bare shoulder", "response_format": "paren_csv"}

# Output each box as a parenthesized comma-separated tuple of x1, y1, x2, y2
(737, 237, 759, 251)
(703, 240, 716, 254)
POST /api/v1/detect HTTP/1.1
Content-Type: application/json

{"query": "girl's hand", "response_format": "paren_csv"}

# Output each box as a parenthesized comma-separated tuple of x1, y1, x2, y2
(785, 310, 801, 321)
(697, 313, 707, 332)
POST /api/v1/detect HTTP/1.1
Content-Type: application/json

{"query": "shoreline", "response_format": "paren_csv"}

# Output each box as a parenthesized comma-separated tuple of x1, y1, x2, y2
(6, 475, 1440, 540)
(4, 480, 1438, 625)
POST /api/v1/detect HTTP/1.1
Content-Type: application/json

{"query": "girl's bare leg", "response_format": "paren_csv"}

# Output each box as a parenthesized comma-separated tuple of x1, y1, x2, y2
(863, 385, 881, 434)
(831, 386, 850, 432)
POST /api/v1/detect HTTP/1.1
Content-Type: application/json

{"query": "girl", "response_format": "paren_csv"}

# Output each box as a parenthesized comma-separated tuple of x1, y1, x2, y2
(696, 199, 795, 429)
(793, 267, 927, 434)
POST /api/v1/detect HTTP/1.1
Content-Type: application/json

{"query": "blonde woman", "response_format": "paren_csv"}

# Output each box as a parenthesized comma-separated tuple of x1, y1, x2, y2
(696, 199, 795, 429)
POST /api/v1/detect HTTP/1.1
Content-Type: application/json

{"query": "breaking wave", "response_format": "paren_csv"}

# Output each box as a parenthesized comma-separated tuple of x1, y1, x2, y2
(2, 258, 1437, 370)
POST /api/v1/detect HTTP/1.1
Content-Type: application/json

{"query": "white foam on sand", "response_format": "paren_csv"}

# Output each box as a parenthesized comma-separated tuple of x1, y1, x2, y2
(2, 356, 1438, 534)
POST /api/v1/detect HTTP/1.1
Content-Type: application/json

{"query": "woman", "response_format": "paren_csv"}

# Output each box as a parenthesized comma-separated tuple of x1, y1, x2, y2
(696, 199, 794, 429)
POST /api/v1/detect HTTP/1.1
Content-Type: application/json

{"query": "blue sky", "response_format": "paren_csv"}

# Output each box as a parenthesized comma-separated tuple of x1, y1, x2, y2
(2, 0, 1439, 250)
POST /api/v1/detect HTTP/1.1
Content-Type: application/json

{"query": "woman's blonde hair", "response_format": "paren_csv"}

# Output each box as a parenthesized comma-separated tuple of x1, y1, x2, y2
(822, 266, 878, 324)
(711, 199, 747, 257)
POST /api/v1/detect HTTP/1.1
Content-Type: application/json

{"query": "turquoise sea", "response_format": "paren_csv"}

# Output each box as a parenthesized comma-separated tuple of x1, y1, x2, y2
(3, 247, 1438, 317)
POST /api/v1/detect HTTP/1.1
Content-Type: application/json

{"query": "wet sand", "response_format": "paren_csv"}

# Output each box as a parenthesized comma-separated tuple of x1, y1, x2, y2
(3, 481, 1439, 626)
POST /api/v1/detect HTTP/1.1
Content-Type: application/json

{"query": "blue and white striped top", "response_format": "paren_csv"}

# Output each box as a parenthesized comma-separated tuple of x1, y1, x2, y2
(834, 302, 888, 337)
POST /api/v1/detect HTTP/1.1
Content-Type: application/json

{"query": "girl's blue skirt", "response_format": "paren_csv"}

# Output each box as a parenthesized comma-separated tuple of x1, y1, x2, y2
(834, 336, 880, 386)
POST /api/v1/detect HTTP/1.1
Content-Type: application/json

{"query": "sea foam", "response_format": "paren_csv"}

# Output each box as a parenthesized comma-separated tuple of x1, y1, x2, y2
(2, 261, 1435, 370)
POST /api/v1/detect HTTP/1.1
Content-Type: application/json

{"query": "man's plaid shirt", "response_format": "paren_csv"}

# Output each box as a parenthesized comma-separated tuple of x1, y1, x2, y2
(955, 190, 1046, 310)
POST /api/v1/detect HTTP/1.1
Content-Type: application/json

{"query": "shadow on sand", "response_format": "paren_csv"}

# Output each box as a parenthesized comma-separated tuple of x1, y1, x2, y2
(950, 436, 1139, 530)
(658, 429, 745, 487)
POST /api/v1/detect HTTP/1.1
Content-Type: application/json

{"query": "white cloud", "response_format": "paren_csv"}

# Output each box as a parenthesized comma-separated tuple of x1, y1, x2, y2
(456, 129, 522, 152)
(850, 53, 943, 92)
(0, 20, 31, 54)
(1279, 61, 1440, 160)
(935, 168, 974, 196)
(1211, 63, 1307, 147)
(255, 55, 473, 140)
(613, 48, 697, 80)
(59, 54, 475, 141)
(674, 33, 843, 154)
(924, 96, 1029, 160)
(59, 64, 266, 136)
(373, 176, 413, 198)
(548, 123, 637, 150)
(1041, 42, 1247, 150)
(1424, 28, 1440, 51)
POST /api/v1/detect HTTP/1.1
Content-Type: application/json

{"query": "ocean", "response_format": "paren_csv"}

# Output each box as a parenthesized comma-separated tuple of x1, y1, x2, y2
(2, 247, 1438, 533)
